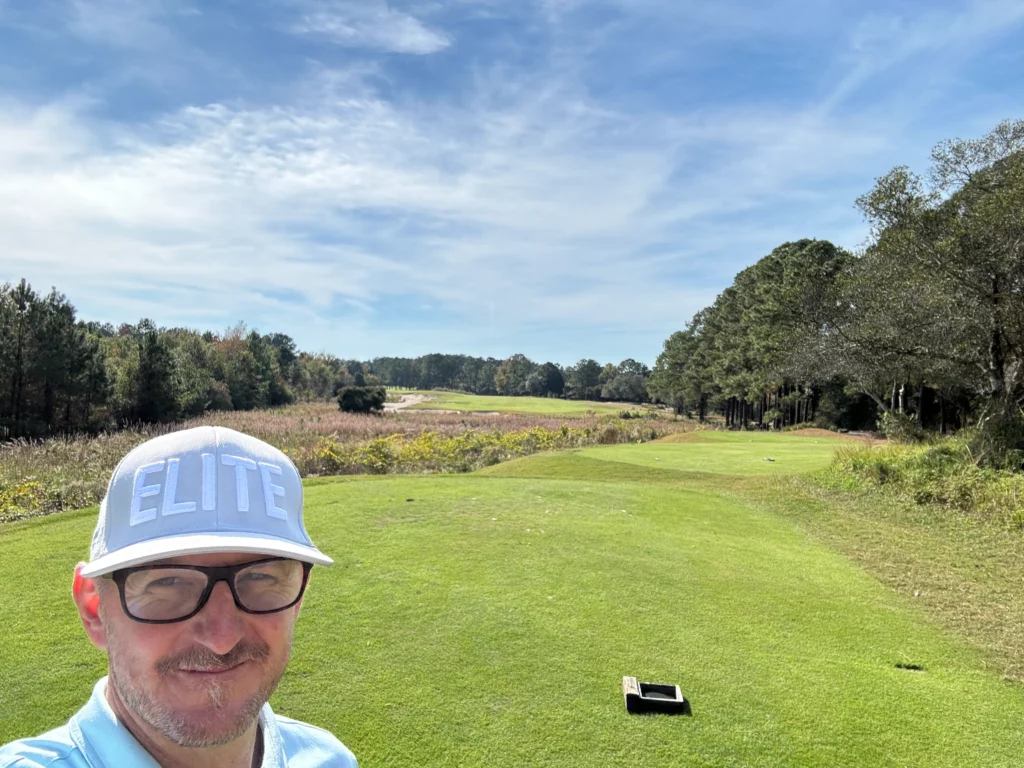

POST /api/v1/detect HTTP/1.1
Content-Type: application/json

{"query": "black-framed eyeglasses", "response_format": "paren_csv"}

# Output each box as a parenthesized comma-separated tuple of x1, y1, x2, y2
(104, 557, 313, 624)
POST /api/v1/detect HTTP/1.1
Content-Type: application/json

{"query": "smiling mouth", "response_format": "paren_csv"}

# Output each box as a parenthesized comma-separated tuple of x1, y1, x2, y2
(179, 661, 248, 676)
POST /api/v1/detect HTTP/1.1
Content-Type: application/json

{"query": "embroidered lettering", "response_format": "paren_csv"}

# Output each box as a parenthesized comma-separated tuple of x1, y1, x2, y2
(161, 458, 197, 517)
(202, 453, 216, 511)
(259, 462, 288, 520)
(129, 461, 166, 526)
(221, 454, 258, 511)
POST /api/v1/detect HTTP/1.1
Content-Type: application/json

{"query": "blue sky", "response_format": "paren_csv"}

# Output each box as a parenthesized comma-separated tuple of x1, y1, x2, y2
(2, 0, 1023, 366)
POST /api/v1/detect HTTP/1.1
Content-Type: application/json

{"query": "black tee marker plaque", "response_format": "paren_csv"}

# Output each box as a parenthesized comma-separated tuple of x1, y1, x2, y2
(622, 676, 691, 715)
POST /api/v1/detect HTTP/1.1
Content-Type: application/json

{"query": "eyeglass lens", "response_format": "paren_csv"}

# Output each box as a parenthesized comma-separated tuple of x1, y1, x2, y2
(122, 559, 305, 621)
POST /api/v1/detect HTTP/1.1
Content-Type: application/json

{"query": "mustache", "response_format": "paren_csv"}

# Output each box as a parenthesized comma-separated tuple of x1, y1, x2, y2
(156, 640, 271, 676)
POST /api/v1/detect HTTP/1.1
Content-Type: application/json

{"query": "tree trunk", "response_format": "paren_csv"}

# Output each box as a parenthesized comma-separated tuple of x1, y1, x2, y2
(988, 273, 1009, 419)
(865, 388, 892, 414)
(11, 318, 25, 435)
(939, 394, 946, 435)
(891, 381, 898, 413)
(898, 382, 907, 415)
(917, 383, 926, 428)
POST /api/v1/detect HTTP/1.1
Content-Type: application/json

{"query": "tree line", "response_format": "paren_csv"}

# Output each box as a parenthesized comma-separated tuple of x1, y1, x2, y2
(649, 119, 1024, 466)
(0, 283, 383, 439)
(370, 354, 650, 401)
(0, 284, 653, 439)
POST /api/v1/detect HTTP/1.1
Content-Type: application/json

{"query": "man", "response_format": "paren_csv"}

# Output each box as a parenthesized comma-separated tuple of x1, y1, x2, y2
(0, 426, 358, 767)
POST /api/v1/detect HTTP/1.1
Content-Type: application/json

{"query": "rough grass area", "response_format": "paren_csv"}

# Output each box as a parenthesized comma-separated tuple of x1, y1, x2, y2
(754, 474, 1024, 686)
(2, 436, 1023, 766)
(0, 402, 691, 523)
(819, 439, 1024, 528)
(404, 390, 661, 417)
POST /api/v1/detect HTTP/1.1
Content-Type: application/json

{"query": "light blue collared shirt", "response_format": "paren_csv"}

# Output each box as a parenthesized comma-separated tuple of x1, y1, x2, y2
(0, 677, 358, 767)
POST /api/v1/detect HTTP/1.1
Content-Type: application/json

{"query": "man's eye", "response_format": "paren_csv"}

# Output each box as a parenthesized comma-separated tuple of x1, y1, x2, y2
(240, 572, 276, 583)
(147, 576, 181, 589)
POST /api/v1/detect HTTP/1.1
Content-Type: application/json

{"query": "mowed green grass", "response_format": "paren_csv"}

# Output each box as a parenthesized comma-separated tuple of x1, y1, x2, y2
(583, 431, 850, 476)
(403, 390, 644, 417)
(2, 435, 1023, 766)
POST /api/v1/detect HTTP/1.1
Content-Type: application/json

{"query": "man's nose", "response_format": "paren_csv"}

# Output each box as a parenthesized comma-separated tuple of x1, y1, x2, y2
(191, 580, 246, 654)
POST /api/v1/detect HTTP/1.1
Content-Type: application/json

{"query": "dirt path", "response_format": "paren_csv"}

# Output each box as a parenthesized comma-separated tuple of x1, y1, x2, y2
(384, 393, 432, 412)
(383, 393, 497, 415)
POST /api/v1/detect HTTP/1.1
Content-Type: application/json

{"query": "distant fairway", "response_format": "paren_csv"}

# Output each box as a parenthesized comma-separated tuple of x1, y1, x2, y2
(582, 430, 851, 476)
(401, 390, 648, 417)
(2, 433, 1022, 766)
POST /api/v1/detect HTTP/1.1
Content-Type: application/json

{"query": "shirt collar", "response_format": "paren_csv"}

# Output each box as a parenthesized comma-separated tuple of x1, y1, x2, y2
(69, 676, 285, 768)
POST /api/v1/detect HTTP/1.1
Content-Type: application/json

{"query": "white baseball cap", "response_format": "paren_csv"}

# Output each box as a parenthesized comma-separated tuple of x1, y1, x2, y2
(80, 426, 333, 578)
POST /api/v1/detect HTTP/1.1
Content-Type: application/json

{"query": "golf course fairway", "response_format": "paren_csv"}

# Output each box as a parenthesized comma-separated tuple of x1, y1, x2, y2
(1, 432, 1021, 766)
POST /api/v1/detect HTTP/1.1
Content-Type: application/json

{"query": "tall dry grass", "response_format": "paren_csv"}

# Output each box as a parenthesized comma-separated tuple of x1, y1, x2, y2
(818, 437, 1024, 528)
(1, 402, 693, 522)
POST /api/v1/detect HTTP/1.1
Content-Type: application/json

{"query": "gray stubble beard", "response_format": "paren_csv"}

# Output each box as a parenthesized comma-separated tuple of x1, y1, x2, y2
(102, 602, 291, 749)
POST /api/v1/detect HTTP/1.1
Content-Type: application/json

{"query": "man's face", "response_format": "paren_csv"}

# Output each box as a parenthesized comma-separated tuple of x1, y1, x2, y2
(94, 552, 300, 748)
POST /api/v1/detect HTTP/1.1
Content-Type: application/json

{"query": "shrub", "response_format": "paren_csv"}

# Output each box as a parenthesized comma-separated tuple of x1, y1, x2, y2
(0, 480, 52, 523)
(356, 436, 400, 474)
(966, 414, 1024, 471)
(879, 411, 926, 443)
(338, 386, 386, 414)
(618, 410, 646, 420)
(819, 437, 1024, 528)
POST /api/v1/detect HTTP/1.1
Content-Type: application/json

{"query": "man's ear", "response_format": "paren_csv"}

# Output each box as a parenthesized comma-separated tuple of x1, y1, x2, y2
(73, 563, 109, 651)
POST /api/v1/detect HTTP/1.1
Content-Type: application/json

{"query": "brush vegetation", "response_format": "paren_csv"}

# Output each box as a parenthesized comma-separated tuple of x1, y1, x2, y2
(0, 402, 686, 523)
(818, 436, 1024, 529)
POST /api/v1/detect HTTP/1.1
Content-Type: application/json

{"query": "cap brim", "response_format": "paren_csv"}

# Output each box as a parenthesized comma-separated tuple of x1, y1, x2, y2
(80, 532, 334, 578)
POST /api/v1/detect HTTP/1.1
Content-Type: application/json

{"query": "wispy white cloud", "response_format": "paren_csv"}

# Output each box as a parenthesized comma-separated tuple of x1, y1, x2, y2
(823, 0, 1024, 115)
(1, 0, 1022, 361)
(289, 0, 450, 54)
(0, 62, 888, 358)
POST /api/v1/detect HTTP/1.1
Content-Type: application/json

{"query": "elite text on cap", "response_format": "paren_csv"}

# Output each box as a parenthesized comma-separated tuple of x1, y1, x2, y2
(80, 426, 333, 578)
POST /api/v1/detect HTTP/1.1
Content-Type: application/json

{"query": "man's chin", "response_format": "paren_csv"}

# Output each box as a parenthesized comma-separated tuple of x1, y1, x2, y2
(161, 695, 266, 748)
